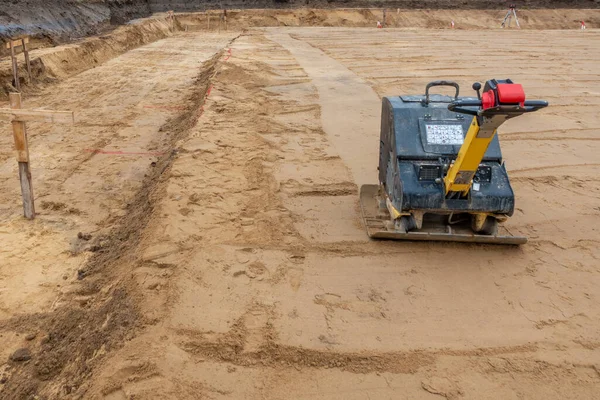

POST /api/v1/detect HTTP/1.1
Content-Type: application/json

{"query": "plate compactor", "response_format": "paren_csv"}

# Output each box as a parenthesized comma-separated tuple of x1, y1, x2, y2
(360, 79, 548, 244)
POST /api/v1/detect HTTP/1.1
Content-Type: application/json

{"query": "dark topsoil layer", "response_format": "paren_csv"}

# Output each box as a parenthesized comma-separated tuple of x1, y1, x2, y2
(0, 0, 152, 43)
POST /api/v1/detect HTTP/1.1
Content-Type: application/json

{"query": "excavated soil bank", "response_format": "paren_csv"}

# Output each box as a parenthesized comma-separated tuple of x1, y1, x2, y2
(0, 17, 174, 99)
(1, 0, 597, 53)
(0, 0, 151, 47)
(2, 8, 597, 98)
(150, 0, 600, 12)
(177, 7, 600, 30)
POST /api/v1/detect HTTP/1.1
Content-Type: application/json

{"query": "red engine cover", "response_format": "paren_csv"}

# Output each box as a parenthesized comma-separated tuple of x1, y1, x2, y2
(497, 83, 525, 105)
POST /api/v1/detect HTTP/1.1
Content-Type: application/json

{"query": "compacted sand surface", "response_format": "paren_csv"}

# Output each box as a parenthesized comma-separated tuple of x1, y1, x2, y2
(0, 15, 599, 400)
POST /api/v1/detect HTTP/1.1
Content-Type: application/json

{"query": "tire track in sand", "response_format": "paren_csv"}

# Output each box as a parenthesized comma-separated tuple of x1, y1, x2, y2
(267, 31, 380, 188)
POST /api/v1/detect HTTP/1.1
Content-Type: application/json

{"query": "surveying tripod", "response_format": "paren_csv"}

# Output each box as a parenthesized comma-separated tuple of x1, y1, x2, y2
(501, 4, 520, 28)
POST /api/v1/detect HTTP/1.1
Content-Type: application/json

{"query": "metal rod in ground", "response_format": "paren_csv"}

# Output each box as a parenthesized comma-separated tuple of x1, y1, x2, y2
(512, 9, 521, 28)
(501, 9, 512, 28)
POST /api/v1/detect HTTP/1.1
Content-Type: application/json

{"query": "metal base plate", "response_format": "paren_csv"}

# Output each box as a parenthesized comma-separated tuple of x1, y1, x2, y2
(359, 184, 527, 245)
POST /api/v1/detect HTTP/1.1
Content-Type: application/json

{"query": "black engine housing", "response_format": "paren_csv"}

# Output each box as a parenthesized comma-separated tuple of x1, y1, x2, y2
(379, 93, 515, 216)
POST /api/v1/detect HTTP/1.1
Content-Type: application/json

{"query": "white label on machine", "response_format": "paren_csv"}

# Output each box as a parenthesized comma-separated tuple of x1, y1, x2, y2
(425, 124, 464, 145)
(473, 182, 481, 191)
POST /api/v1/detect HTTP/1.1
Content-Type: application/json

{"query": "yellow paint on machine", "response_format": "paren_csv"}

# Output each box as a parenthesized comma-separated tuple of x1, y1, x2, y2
(444, 116, 498, 195)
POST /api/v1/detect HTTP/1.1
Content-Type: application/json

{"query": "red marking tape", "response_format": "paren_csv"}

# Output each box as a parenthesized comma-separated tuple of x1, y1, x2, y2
(84, 49, 234, 158)
(199, 84, 213, 116)
(199, 48, 231, 115)
(84, 149, 165, 156)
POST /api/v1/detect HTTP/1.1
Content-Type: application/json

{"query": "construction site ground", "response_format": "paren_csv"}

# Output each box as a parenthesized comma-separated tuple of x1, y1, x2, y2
(1, 11, 599, 400)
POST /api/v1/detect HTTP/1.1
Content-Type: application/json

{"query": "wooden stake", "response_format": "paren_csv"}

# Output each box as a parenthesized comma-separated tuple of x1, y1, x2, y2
(0, 108, 75, 123)
(167, 10, 174, 31)
(5, 37, 29, 49)
(2, 93, 75, 219)
(21, 38, 32, 83)
(9, 42, 20, 92)
(9, 93, 34, 218)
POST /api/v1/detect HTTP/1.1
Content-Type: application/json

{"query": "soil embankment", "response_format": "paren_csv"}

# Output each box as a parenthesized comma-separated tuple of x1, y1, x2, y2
(4, 7, 597, 98)
(0, 17, 175, 99)
(178, 7, 600, 30)
(2, 0, 599, 51)
(149, 0, 600, 12)
(0, 0, 151, 52)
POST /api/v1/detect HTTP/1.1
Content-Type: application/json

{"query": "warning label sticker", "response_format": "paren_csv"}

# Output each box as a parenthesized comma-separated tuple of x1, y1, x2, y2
(425, 124, 464, 145)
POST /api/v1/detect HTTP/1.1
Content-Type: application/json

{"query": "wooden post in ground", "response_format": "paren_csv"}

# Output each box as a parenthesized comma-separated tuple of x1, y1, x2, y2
(21, 38, 32, 83)
(167, 10, 174, 31)
(0, 93, 75, 219)
(6, 38, 32, 90)
(9, 42, 20, 91)
(9, 93, 33, 217)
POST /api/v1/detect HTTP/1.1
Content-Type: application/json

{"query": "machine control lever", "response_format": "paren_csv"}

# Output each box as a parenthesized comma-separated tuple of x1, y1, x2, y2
(472, 82, 482, 100)
(443, 79, 548, 197)
(448, 99, 548, 116)
(448, 79, 548, 116)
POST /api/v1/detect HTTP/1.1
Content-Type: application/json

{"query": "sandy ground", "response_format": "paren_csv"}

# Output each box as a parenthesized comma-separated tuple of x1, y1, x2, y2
(0, 30, 238, 395)
(0, 21, 599, 400)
